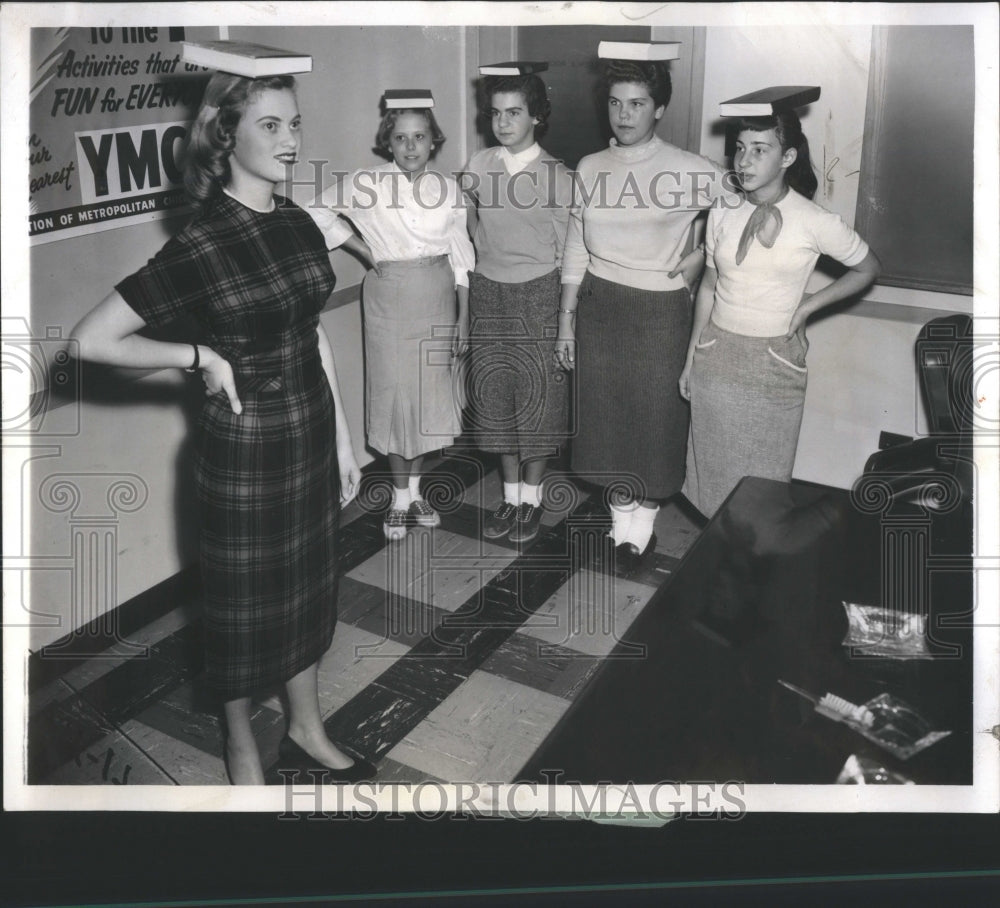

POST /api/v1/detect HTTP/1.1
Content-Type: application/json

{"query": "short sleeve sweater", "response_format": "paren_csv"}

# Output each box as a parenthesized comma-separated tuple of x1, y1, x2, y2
(707, 189, 869, 336)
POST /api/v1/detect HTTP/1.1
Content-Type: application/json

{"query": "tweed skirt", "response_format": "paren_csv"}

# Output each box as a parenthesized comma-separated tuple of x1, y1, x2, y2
(193, 353, 339, 701)
(465, 269, 569, 456)
(571, 273, 692, 500)
(683, 318, 808, 518)
(362, 256, 462, 459)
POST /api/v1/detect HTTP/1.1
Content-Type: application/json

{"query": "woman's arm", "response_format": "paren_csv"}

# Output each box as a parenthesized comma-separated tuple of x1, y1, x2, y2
(454, 284, 470, 358)
(316, 321, 361, 504)
(679, 265, 718, 401)
(71, 290, 242, 413)
(341, 233, 374, 267)
(668, 217, 708, 296)
(786, 250, 881, 337)
(554, 282, 579, 371)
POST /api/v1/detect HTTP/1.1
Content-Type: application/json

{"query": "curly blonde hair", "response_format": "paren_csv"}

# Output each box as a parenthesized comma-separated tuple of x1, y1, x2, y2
(184, 72, 296, 207)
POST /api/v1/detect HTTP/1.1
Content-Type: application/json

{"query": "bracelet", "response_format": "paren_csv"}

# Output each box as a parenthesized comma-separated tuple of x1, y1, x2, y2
(184, 343, 200, 373)
(558, 308, 577, 315)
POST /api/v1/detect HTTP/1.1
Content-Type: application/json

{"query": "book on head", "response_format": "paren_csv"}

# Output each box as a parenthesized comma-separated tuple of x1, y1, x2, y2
(181, 40, 312, 77)
(382, 89, 435, 109)
(597, 41, 681, 61)
(478, 61, 550, 76)
(719, 86, 821, 117)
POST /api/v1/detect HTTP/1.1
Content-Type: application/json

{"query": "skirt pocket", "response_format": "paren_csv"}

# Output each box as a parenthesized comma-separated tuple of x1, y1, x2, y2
(767, 333, 808, 373)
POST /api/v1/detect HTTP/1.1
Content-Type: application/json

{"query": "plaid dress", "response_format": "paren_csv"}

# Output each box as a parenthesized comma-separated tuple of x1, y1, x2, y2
(116, 193, 340, 701)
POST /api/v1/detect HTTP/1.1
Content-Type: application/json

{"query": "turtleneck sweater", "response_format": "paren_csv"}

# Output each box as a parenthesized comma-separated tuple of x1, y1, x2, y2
(561, 134, 733, 292)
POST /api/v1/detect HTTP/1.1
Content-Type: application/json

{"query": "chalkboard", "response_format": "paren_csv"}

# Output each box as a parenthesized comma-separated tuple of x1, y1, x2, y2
(855, 26, 974, 295)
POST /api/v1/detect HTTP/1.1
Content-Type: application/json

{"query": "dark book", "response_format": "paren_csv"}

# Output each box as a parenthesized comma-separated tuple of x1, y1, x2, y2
(719, 86, 821, 116)
(478, 61, 549, 76)
(382, 89, 434, 109)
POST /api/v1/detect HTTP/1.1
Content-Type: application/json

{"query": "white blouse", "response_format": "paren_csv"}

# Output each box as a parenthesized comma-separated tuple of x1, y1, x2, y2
(307, 161, 474, 288)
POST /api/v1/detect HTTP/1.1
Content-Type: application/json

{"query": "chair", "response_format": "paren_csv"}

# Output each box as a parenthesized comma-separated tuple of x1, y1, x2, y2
(861, 314, 974, 509)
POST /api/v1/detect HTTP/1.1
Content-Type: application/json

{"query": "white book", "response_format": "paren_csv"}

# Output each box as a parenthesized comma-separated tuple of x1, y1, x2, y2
(597, 41, 681, 61)
(181, 40, 312, 78)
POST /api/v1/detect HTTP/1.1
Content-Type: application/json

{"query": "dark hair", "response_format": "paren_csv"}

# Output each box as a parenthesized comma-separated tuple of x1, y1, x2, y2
(599, 59, 672, 109)
(477, 74, 551, 135)
(732, 110, 818, 200)
(375, 107, 446, 154)
(184, 72, 296, 207)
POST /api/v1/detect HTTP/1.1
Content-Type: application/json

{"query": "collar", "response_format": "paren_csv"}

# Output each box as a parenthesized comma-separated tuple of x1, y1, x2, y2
(607, 133, 664, 164)
(500, 142, 541, 175)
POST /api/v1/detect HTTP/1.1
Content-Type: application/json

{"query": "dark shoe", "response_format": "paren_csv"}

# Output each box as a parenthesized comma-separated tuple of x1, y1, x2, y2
(483, 501, 518, 539)
(409, 498, 441, 528)
(615, 533, 657, 573)
(277, 735, 378, 783)
(383, 508, 409, 541)
(620, 532, 657, 558)
(508, 503, 544, 544)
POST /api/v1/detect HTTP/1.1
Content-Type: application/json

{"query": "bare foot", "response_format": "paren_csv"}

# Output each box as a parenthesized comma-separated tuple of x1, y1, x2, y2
(225, 739, 265, 785)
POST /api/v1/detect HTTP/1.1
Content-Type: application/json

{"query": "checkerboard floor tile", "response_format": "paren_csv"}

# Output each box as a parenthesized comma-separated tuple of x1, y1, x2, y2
(25, 455, 702, 786)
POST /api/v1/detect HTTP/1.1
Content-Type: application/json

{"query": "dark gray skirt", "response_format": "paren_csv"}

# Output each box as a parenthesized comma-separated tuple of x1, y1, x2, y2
(571, 272, 692, 500)
(465, 269, 569, 456)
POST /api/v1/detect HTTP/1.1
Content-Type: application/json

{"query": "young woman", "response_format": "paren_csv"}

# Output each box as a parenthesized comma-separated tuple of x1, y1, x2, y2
(308, 97, 474, 541)
(70, 72, 375, 784)
(679, 107, 881, 518)
(461, 68, 574, 544)
(556, 53, 733, 562)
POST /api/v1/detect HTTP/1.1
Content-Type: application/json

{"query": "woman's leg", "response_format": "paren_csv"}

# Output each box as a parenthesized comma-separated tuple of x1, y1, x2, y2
(284, 661, 355, 770)
(621, 495, 660, 554)
(385, 452, 412, 540)
(223, 697, 264, 785)
(508, 454, 549, 543)
(484, 452, 521, 538)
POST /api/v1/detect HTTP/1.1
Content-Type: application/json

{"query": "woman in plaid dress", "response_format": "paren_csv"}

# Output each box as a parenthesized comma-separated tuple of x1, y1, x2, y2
(71, 73, 375, 785)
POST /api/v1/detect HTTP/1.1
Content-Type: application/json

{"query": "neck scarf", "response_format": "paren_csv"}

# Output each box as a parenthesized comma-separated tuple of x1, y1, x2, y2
(735, 186, 788, 265)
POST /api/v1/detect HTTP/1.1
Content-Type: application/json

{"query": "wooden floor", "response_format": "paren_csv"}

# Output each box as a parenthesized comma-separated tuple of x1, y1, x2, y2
(27, 452, 704, 786)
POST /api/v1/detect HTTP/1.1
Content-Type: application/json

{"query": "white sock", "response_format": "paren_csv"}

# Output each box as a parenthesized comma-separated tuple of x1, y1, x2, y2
(408, 474, 422, 501)
(623, 504, 658, 550)
(609, 501, 639, 545)
(503, 481, 520, 506)
(393, 487, 411, 510)
(521, 482, 542, 508)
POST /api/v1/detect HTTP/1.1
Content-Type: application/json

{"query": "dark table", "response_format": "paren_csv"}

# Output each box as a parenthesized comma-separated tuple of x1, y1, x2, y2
(519, 477, 973, 785)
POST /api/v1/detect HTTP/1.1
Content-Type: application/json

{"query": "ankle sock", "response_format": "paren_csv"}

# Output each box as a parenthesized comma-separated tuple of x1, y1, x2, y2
(408, 474, 422, 501)
(609, 500, 639, 545)
(503, 481, 520, 506)
(622, 504, 658, 550)
(393, 487, 411, 511)
(521, 482, 542, 508)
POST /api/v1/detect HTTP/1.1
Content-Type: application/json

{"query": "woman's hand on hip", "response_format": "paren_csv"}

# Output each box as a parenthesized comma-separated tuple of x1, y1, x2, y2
(668, 245, 706, 298)
(199, 347, 242, 414)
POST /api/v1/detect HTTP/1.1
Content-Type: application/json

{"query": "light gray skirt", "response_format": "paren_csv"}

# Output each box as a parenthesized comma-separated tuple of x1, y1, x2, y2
(362, 256, 461, 459)
(683, 318, 808, 518)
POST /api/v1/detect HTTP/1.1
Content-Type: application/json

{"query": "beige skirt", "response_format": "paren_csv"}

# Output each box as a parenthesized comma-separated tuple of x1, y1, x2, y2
(362, 256, 461, 459)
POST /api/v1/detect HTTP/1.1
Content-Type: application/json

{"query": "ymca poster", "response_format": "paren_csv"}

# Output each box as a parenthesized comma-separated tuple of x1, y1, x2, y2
(28, 26, 217, 244)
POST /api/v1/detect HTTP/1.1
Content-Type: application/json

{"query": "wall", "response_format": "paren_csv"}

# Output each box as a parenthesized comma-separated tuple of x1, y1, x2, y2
(698, 27, 971, 489)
